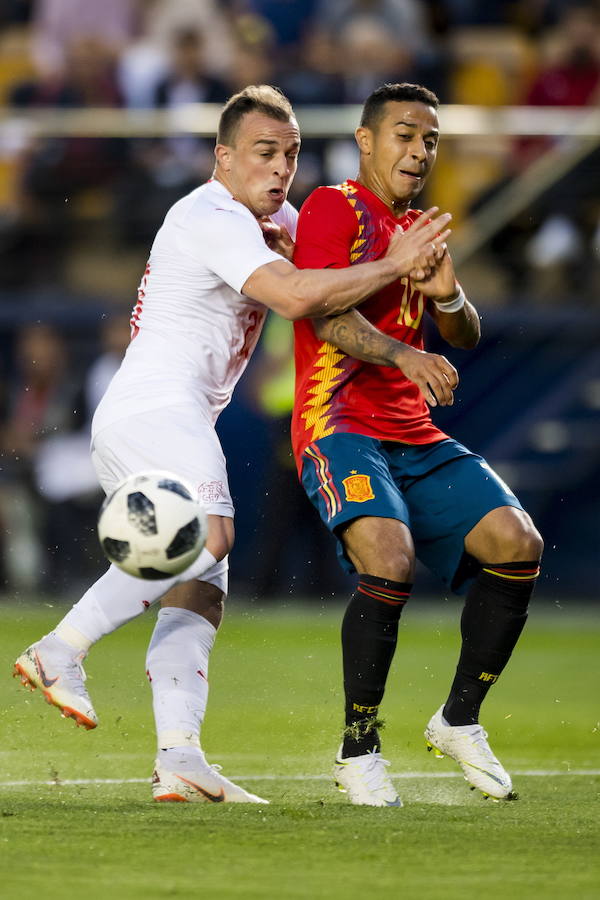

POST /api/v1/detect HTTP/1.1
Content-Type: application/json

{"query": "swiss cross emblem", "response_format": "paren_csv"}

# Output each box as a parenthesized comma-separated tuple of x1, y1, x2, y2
(197, 481, 226, 503)
(342, 472, 375, 503)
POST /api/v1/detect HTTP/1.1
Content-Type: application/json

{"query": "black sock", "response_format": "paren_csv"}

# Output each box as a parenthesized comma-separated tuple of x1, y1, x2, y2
(443, 561, 540, 726)
(341, 574, 411, 757)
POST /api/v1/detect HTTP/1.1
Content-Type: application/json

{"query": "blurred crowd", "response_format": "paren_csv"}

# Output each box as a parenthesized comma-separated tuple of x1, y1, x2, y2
(0, 315, 130, 594)
(1, 0, 600, 596)
(0, 1, 599, 294)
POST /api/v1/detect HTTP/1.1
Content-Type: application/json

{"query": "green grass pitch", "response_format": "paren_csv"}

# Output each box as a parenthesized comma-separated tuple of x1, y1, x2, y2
(1, 599, 598, 899)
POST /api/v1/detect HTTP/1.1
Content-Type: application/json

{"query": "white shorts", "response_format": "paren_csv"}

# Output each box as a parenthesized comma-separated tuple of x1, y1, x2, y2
(91, 403, 234, 518)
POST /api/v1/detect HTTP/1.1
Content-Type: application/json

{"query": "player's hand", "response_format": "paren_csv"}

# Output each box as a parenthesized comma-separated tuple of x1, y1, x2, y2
(391, 344, 458, 407)
(385, 208, 452, 277)
(409, 241, 447, 282)
(410, 241, 458, 297)
(259, 217, 295, 261)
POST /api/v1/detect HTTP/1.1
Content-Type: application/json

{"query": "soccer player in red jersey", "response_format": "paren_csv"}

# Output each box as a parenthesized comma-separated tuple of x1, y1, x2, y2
(292, 83, 543, 806)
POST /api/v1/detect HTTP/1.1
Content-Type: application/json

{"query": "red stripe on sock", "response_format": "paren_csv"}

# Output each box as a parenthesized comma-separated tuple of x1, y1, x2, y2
(358, 581, 410, 598)
(358, 586, 407, 605)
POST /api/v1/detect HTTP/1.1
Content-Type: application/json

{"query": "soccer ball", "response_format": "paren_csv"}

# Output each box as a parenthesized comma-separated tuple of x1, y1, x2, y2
(98, 471, 208, 579)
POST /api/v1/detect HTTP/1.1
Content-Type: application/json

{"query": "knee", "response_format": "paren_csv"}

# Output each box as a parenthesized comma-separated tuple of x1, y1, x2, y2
(493, 510, 544, 562)
(342, 518, 415, 582)
(505, 513, 543, 561)
(388, 547, 415, 582)
(519, 526, 544, 561)
(363, 547, 415, 583)
(467, 507, 543, 563)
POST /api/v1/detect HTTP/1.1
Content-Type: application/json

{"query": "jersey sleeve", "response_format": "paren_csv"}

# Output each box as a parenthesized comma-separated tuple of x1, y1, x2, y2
(177, 203, 285, 294)
(293, 187, 359, 270)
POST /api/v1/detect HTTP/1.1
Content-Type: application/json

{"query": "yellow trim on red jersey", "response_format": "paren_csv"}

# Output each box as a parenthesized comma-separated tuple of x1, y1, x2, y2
(300, 341, 347, 443)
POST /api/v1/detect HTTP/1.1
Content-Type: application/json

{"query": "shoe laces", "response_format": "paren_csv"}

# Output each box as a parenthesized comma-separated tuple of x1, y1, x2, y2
(360, 753, 394, 793)
(468, 726, 498, 762)
(62, 654, 88, 690)
(204, 762, 244, 793)
(196, 759, 228, 780)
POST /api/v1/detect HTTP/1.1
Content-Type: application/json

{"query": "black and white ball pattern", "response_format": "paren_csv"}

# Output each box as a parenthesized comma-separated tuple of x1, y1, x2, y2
(98, 471, 208, 579)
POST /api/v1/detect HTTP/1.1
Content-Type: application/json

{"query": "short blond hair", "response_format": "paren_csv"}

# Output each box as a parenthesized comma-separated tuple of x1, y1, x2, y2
(217, 85, 295, 146)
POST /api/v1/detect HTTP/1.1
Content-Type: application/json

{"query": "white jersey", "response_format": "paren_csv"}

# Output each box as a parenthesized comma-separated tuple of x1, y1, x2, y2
(92, 179, 297, 437)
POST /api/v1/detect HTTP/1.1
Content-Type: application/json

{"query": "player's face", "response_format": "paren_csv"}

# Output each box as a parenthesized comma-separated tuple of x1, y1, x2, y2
(356, 101, 439, 209)
(217, 112, 300, 218)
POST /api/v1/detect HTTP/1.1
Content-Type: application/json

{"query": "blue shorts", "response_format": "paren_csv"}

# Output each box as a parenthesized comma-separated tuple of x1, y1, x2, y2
(300, 435, 524, 593)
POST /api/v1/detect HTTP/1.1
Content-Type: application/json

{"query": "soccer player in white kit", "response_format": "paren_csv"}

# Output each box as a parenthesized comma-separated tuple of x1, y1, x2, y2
(14, 85, 452, 803)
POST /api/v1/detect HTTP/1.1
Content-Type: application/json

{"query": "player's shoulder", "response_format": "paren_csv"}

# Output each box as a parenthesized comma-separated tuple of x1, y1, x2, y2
(300, 182, 359, 219)
(306, 181, 355, 202)
(169, 181, 257, 242)
(156, 181, 260, 262)
(161, 182, 217, 229)
(185, 180, 247, 220)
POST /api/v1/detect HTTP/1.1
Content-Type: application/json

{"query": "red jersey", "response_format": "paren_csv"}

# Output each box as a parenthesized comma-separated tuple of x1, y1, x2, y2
(292, 179, 448, 467)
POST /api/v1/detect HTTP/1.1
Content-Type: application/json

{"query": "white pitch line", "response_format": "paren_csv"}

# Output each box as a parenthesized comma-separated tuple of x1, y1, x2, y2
(1, 770, 599, 788)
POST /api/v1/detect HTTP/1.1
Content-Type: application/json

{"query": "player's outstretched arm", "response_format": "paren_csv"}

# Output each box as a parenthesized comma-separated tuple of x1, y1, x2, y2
(242, 208, 452, 320)
(314, 309, 458, 407)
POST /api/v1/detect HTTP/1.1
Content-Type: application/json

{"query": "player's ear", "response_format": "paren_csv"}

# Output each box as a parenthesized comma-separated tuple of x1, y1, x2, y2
(215, 143, 232, 171)
(355, 127, 372, 155)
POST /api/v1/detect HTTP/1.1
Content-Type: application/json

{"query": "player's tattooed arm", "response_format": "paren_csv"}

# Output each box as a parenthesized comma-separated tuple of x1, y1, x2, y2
(314, 310, 404, 366)
(313, 310, 458, 407)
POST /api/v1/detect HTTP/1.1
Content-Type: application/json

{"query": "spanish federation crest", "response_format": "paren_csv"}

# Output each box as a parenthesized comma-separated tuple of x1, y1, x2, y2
(342, 473, 375, 502)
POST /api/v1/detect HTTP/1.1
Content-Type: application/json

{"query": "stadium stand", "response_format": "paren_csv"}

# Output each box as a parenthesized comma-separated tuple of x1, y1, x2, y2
(0, 0, 598, 598)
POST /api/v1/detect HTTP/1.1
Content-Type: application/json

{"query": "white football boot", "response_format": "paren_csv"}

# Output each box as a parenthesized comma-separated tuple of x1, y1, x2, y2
(152, 751, 268, 804)
(424, 706, 516, 800)
(13, 640, 98, 730)
(334, 746, 403, 807)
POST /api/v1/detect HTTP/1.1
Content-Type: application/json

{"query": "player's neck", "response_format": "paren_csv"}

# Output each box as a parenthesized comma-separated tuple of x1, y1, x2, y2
(213, 170, 232, 196)
(212, 170, 264, 220)
(355, 173, 409, 219)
